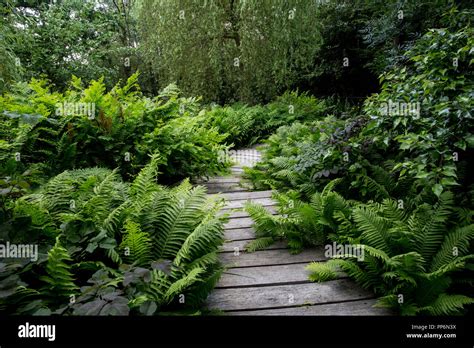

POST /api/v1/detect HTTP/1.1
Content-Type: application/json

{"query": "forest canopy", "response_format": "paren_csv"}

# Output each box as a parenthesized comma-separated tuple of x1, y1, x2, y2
(2, 0, 470, 102)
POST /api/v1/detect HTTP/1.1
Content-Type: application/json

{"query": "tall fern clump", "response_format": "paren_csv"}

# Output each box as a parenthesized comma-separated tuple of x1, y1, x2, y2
(204, 104, 263, 147)
(0, 74, 230, 189)
(1, 156, 226, 315)
(245, 179, 353, 253)
(266, 90, 327, 126)
(307, 192, 474, 315)
(204, 91, 327, 149)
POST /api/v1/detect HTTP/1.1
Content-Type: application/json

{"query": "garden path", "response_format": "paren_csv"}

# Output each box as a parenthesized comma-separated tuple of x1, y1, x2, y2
(196, 147, 391, 315)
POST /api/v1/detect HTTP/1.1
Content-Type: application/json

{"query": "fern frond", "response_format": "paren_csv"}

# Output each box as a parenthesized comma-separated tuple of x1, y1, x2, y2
(102, 201, 130, 236)
(245, 237, 275, 252)
(306, 261, 339, 282)
(185, 268, 223, 307)
(321, 178, 342, 197)
(353, 206, 392, 254)
(40, 237, 78, 299)
(426, 255, 474, 279)
(130, 153, 160, 198)
(244, 201, 280, 239)
(120, 220, 152, 267)
(412, 191, 453, 262)
(421, 294, 474, 315)
(430, 224, 474, 271)
(163, 267, 204, 304)
(152, 186, 208, 260)
(173, 217, 224, 267)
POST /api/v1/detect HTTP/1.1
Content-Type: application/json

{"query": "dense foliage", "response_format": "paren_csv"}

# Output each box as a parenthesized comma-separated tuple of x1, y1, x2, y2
(1, 0, 473, 318)
(243, 20, 474, 315)
(204, 91, 327, 147)
(3, 1, 467, 102)
(0, 157, 227, 315)
(0, 0, 137, 92)
(245, 20, 474, 199)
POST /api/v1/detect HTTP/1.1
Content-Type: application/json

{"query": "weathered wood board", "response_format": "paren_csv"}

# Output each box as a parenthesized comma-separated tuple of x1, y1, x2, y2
(207, 279, 372, 311)
(219, 247, 327, 268)
(227, 299, 392, 315)
(215, 263, 325, 288)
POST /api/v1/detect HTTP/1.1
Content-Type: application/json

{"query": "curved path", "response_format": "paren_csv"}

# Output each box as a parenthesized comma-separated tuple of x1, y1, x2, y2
(195, 148, 391, 315)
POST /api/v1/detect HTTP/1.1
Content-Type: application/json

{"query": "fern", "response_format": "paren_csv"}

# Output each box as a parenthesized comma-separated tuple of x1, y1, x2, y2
(430, 224, 474, 272)
(120, 220, 152, 267)
(353, 205, 392, 254)
(309, 194, 474, 315)
(7, 155, 226, 314)
(244, 201, 280, 239)
(306, 262, 339, 282)
(130, 153, 160, 198)
(152, 186, 208, 260)
(40, 237, 78, 300)
(163, 267, 204, 304)
(420, 294, 474, 316)
(174, 216, 224, 267)
(245, 237, 275, 252)
(244, 180, 351, 253)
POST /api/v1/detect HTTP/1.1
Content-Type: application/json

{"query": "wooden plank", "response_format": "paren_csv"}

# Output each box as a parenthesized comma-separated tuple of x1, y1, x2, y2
(224, 228, 255, 241)
(220, 240, 287, 252)
(233, 161, 261, 167)
(235, 147, 263, 152)
(224, 217, 254, 229)
(219, 248, 326, 268)
(216, 263, 318, 288)
(206, 186, 248, 194)
(232, 159, 261, 163)
(219, 206, 277, 219)
(222, 197, 275, 210)
(207, 278, 370, 311)
(228, 299, 392, 316)
(232, 152, 261, 158)
(209, 190, 273, 201)
(201, 177, 241, 184)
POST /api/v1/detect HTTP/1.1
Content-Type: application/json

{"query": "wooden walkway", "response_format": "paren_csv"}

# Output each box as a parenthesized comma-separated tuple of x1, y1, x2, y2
(195, 148, 391, 315)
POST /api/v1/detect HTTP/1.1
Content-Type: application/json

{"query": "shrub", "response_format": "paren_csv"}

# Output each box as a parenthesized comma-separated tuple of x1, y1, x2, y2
(0, 74, 230, 181)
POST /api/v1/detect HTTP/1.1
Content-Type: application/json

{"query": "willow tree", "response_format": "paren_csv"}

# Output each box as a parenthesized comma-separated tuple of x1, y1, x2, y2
(237, 0, 321, 103)
(138, 0, 234, 103)
(0, 1, 22, 93)
(138, 0, 321, 104)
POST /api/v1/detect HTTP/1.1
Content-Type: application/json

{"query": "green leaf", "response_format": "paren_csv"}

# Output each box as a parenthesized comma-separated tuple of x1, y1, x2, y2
(432, 184, 443, 197)
(139, 301, 158, 315)
(464, 134, 474, 147)
(440, 178, 459, 186)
